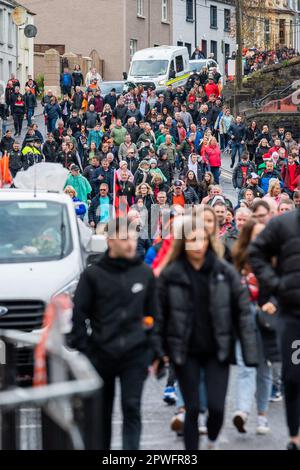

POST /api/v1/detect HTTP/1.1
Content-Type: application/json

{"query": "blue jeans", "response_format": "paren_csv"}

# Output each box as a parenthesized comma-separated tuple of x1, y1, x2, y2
(210, 166, 220, 184)
(47, 117, 57, 133)
(1, 118, 7, 136)
(231, 142, 244, 165)
(176, 368, 207, 413)
(235, 334, 272, 414)
(27, 107, 34, 126)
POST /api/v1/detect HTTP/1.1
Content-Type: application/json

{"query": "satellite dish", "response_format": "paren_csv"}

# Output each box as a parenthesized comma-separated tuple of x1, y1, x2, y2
(12, 6, 27, 26)
(24, 24, 38, 38)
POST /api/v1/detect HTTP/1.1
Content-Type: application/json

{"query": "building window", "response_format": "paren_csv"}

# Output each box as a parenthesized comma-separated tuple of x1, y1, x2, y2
(8, 60, 12, 76)
(210, 5, 217, 29)
(225, 43, 230, 57)
(130, 39, 138, 59)
(185, 42, 192, 57)
(210, 40, 218, 61)
(8, 12, 13, 45)
(162, 0, 169, 22)
(279, 18, 285, 43)
(0, 59, 3, 79)
(137, 0, 144, 17)
(201, 40, 207, 57)
(224, 9, 231, 32)
(0, 9, 4, 43)
(265, 19, 270, 47)
(186, 0, 194, 21)
(177, 41, 183, 46)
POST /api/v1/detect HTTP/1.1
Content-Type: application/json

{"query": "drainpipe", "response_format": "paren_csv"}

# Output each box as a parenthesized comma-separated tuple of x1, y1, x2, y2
(194, 0, 197, 50)
(148, 0, 151, 47)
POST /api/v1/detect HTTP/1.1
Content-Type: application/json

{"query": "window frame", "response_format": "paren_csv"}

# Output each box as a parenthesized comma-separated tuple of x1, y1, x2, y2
(186, 0, 194, 22)
(162, 0, 169, 23)
(210, 5, 218, 29)
(224, 8, 231, 32)
(137, 0, 144, 18)
(130, 39, 138, 60)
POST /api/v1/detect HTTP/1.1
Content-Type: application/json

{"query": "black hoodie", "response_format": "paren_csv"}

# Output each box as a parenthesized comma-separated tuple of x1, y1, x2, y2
(71, 252, 158, 358)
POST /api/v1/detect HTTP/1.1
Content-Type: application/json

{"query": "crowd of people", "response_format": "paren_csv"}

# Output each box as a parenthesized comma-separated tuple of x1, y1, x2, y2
(242, 45, 299, 75)
(0, 64, 299, 452)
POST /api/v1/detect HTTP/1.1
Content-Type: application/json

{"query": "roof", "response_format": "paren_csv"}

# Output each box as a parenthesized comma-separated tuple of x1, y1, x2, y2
(1, 0, 35, 16)
(132, 46, 188, 60)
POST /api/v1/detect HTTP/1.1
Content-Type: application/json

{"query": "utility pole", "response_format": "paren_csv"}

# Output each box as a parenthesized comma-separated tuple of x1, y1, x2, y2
(235, 0, 243, 90)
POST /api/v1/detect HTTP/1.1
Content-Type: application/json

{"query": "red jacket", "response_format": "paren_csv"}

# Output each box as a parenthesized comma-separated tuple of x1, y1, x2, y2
(281, 162, 300, 191)
(205, 82, 219, 98)
(205, 144, 221, 167)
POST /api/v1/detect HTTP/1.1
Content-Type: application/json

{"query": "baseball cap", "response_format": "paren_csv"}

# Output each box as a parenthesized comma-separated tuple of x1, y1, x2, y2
(70, 164, 80, 171)
(251, 172, 259, 179)
(174, 180, 183, 187)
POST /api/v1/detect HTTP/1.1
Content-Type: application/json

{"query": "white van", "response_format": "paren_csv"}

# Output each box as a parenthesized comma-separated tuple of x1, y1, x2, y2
(127, 46, 190, 92)
(0, 188, 107, 328)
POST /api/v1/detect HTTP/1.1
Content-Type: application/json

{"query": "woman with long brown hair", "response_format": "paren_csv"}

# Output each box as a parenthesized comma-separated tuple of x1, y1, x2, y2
(153, 214, 258, 450)
(231, 219, 279, 435)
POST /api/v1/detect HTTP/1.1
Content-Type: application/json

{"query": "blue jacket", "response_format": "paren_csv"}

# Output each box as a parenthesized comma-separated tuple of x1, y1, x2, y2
(73, 197, 86, 217)
(60, 73, 73, 89)
(187, 130, 202, 153)
(45, 103, 62, 120)
(88, 194, 113, 225)
(260, 170, 283, 194)
(92, 167, 114, 192)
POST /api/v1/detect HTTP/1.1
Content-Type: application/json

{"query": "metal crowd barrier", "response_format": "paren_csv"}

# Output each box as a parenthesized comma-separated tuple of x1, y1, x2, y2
(0, 327, 102, 450)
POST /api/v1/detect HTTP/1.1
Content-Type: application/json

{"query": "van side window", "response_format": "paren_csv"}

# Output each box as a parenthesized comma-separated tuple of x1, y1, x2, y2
(176, 55, 184, 73)
(169, 60, 175, 79)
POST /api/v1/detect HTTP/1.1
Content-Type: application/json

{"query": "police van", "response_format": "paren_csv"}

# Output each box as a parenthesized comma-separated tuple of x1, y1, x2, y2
(127, 46, 190, 92)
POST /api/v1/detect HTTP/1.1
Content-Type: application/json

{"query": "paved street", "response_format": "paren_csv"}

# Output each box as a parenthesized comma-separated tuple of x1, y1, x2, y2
(111, 368, 286, 450)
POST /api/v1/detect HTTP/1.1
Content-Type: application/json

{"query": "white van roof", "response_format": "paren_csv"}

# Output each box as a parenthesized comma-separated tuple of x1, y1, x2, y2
(0, 189, 70, 204)
(132, 46, 188, 61)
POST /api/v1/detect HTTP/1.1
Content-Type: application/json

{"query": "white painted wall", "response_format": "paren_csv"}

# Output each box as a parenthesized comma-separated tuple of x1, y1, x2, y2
(0, 1, 34, 96)
(173, 0, 236, 76)
(17, 13, 34, 91)
(0, 1, 17, 96)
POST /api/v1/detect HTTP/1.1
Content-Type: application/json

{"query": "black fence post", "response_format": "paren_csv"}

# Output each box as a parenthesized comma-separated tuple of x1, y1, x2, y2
(0, 340, 18, 450)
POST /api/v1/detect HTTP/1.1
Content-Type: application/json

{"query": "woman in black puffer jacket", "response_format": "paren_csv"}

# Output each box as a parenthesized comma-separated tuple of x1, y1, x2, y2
(153, 215, 258, 450)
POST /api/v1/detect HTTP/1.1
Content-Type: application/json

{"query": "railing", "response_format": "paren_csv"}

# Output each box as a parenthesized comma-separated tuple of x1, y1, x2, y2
(0, 297, 102, 450)
(252, 84, 293, 109)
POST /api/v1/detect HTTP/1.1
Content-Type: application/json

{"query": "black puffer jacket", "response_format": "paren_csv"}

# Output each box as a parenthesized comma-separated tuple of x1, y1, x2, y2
(249, 210, 300, 318)
(153, 253, 258, 367)
(71, 253, 158, 358)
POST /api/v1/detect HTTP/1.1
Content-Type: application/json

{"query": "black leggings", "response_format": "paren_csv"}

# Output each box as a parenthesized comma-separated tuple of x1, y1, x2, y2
(279, 316, 300, 437)
(175, 356, 229, 450)
(13, 114, 24, 134)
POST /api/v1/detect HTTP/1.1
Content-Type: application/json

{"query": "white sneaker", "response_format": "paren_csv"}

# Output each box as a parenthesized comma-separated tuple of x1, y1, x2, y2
(232, 411, 247, 433)
(198, 412, 208, 435)
(256, 415, 270, 435)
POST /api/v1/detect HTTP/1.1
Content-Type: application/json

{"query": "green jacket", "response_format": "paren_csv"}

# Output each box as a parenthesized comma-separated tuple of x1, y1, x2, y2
(111, 126, 127, 146)
(65, 174, 92, 205)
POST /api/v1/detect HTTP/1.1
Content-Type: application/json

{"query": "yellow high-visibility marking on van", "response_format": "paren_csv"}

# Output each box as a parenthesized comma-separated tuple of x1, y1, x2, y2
(166, 73, 190, 86)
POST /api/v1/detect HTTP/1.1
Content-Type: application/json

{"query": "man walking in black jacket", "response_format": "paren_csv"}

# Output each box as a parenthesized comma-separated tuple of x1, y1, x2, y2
(71, 219, 157, 450)
(249, 210, 300, 450)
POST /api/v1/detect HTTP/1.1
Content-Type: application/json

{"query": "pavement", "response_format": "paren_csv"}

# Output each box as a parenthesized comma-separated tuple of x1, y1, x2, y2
(109, 369, 286, 451)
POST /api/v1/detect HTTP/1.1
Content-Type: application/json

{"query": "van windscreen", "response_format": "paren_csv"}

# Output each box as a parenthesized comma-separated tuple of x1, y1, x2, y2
(0, 201, 73, 263)
(131, 60, 169, 77)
